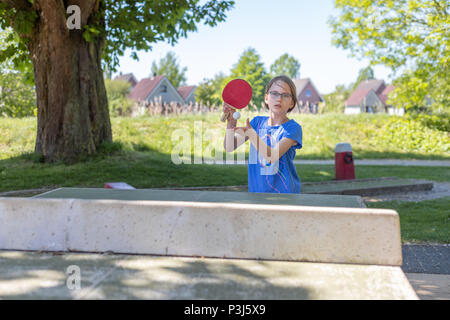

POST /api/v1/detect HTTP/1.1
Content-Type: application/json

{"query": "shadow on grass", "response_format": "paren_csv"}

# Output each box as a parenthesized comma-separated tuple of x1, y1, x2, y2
(0, 141, 247, 192)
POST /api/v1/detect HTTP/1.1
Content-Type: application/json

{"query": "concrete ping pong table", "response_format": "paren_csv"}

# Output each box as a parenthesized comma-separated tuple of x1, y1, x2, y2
(0, 188, 418, 299)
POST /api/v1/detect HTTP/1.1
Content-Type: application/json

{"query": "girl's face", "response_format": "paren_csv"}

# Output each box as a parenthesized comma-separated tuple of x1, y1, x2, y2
(264, 80, 295, 116)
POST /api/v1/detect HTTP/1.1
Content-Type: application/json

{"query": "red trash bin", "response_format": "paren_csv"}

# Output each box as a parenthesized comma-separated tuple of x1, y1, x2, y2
(335, 143, 355, 180)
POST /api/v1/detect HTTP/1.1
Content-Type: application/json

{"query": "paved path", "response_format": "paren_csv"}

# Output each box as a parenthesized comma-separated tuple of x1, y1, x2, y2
(404, 273, 450, 300)
(402, 244, 450, 300)
(402, 244, 449, 275)
(294, 160, 450, 166)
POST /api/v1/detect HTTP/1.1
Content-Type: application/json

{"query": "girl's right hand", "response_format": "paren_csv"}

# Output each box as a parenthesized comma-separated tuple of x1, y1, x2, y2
(223, 103, 237, 127)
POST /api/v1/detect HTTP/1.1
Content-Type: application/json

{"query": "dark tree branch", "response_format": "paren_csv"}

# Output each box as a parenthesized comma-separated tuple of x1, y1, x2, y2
(433, 0, 448, 17)
(0, 0, 32, 11)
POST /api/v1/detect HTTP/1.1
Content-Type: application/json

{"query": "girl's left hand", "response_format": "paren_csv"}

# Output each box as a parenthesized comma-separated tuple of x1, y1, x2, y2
(233, 118, 251, 137)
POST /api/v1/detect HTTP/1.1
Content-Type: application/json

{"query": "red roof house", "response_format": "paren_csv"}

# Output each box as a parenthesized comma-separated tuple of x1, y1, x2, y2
(293, 78, 324, 114)
(379, 85, 395, 105)
(128, 75, 185, 104)
(177, 86, 196, 104)
(345, 80, 396, 114)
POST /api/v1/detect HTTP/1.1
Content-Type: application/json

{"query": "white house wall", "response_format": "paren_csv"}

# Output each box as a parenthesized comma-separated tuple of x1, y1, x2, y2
(344, 106, 362, 114)
(388, 107, 405, 116)
(365, 91, 385, 112)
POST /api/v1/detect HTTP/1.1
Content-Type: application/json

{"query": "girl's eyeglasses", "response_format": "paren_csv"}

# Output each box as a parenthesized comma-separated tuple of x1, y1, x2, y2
(269, 91, 292, 100)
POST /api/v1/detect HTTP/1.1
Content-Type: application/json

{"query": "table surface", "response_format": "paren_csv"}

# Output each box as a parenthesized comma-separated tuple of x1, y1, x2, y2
(34, 188, 366, 208)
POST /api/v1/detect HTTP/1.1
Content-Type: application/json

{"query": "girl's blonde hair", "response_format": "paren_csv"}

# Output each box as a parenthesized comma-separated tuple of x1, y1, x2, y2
(264, 75, 298, 113)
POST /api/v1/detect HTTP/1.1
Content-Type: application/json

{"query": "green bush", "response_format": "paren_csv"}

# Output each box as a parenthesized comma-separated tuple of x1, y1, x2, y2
(0, 72, 36, 117)
(105, 78, 134, 116)
(108, 97, 134, 117)
(371, 116, 449, 154)
(407, 112, 450, 132)
(1, 113, 448, 161)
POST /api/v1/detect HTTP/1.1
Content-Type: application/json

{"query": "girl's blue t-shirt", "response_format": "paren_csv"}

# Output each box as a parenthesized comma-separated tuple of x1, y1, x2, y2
(248, 116, 303, 194)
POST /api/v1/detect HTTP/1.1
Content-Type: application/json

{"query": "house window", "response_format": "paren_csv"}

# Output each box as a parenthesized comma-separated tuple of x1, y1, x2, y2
(305, 89, 311, 97)
(161, 85, 167, 93)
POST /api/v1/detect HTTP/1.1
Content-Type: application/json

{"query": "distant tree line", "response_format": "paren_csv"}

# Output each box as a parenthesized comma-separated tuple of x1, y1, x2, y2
(194, 49, 301, 109)
(321, 66, 375, 113)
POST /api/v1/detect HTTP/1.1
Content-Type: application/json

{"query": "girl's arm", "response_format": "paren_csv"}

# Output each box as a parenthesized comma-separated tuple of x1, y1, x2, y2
(234, 119, 297, 163)
(224, 124, 249, 152)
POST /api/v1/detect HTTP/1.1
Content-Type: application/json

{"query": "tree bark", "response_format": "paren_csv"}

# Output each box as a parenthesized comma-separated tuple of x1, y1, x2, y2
(28, 0, 112, 163)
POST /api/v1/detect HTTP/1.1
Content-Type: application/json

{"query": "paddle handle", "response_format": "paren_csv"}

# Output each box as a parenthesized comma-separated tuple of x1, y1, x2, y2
(220, 111, 228, 122)
(221, 105, 238, 122)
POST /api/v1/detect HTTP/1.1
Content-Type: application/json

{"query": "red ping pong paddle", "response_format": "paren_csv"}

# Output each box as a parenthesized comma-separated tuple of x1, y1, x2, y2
(220, 79, 252, 122)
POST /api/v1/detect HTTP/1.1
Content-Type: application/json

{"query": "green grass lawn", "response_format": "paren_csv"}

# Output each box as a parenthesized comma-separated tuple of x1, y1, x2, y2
(1, 148, 449, 191)
(0, 113, 449, 244)
(368, 198, 450, 244)
(1, 112, 449, 161)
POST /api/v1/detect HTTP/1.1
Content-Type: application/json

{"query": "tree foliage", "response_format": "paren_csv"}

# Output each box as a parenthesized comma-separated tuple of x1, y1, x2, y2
(230, 48, 271, 109)
(0, 28, 12, 73)
(0, 72, 36, 117)
(269, 53, 301, 79)
(150, 51, 187, 88)
(103, 0, 235, 70)
(322, 66, 374, 113)
(352, 66, 375, 90)
(0, 0, 235, 73)
(0, 26, 33, 83)
(322, 84, 351, 113)
(105, 78, 134, 116)
(195, 72, 227, 106)
(329, 0, 449, 112)
(0, 28, 35, 117)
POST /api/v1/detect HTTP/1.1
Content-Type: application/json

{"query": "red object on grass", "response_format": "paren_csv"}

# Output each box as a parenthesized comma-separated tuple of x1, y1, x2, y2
(335, 143, 355, 180)
(104, 182, 136, 190)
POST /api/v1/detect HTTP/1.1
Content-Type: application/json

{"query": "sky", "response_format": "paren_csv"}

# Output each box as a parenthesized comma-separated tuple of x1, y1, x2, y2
(115, 0, 392, 94)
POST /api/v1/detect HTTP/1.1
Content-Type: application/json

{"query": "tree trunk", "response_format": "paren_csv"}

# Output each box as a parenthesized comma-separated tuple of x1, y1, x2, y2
(29, 0, 112, 163)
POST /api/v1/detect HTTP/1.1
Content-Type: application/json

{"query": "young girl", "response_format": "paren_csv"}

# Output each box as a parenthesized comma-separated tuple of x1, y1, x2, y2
(223, 75, 303, 194)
